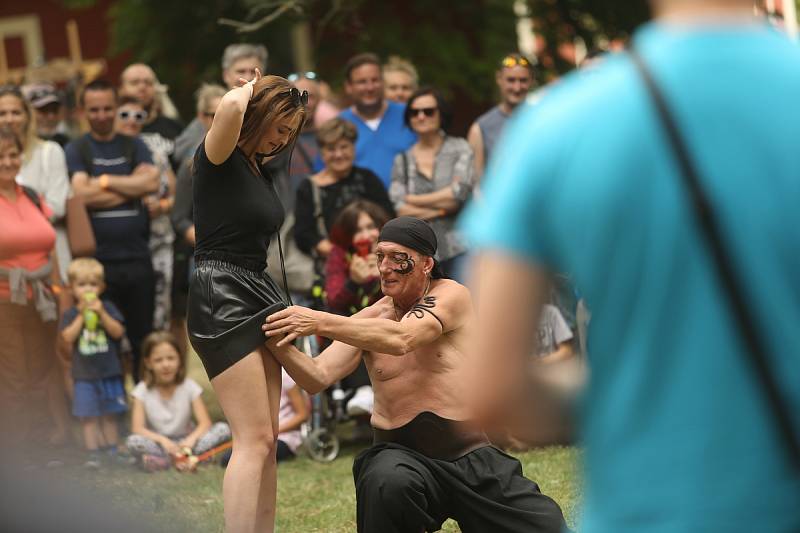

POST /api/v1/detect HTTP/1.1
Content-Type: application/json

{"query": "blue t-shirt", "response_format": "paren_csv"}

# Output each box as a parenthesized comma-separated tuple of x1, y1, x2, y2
(462, 22, 800, 533)
(64, 133, 154, 261)
(60, 300, 125, 381)
(340, 101, 416, 187)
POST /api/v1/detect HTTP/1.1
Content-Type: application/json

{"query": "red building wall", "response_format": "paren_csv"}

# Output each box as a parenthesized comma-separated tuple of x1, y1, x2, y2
(1, 0, 129, 83)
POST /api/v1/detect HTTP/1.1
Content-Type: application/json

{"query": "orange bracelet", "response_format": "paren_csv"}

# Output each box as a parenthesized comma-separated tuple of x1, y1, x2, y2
(51, 284, 62, 295)
(159, 198, 172, 211)
(98, 174, 110, 190)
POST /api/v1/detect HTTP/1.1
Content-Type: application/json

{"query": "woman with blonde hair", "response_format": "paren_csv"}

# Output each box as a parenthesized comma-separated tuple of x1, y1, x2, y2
(0, 85, 71, 282)
(383, 56, 419, 103)
(187, 69, 306, 533)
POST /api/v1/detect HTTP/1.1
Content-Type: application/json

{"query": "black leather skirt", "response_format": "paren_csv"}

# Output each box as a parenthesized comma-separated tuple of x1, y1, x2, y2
(187, 258, 287, 379)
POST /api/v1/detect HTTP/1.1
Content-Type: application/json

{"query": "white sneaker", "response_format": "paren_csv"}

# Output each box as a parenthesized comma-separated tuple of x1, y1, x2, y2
(346, 386, 374, 416)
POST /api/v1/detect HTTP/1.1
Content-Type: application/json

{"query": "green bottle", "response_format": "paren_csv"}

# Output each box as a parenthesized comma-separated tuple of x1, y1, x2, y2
(83, 292, 99, 331)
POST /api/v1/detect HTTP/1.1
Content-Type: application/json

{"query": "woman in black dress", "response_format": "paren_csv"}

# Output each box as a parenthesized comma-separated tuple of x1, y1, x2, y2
(187, 69, 305, 533)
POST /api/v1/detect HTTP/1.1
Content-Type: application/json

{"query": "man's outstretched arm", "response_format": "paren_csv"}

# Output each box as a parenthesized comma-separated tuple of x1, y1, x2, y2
(266, 337, 362, 395)
(263, 283, 471, 355)
(264, 303, 381, 394)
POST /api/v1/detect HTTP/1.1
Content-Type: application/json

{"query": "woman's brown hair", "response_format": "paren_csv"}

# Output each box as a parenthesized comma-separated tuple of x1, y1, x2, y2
(139, 331, 187, 388)
(329, 200, 392, 250)
(238, 75, 306, 158)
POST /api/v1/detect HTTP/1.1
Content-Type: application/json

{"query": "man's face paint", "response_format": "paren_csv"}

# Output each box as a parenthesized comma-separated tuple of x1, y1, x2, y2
(376, 251, 416, 275)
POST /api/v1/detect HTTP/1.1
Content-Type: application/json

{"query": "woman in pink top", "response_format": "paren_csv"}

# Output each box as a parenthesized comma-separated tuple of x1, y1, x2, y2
(277, 369, 308, 461)
(0, 126, 64, 449)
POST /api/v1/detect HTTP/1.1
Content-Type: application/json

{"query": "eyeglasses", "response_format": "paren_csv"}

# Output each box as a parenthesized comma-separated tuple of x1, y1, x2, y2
(409, 107, 437, 118)
(500, 55, 531, 69)
(286, 87, 309, 106)
(117, 110, 147, 123)
(287, 71, 317, 82)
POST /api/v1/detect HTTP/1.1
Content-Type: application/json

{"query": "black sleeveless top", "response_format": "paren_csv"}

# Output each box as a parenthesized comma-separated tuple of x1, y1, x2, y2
(192, 142, 285, 270)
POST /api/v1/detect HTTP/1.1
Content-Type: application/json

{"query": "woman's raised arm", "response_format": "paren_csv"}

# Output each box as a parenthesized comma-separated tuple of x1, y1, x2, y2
(204, 68, 261, 164)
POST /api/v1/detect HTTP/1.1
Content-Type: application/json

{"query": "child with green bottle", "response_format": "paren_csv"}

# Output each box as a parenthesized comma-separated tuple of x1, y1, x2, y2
(60, 258, 127, 468)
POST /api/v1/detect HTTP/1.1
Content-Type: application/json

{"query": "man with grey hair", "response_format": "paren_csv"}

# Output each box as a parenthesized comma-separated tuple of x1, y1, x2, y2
(173, 44, 267, 163)
(220, 43, 268, 89)
(463, 0, 800, 532)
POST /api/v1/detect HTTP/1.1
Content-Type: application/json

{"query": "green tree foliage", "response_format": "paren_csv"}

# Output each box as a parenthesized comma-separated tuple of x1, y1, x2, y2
(107, 0, 295, 120)
(303, 0, 519, 104)
(527, 0, 651, 76)
(62, 0, 520, 127)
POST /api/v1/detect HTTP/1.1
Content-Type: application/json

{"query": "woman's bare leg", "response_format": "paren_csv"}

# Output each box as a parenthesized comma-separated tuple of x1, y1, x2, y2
(256, 347, 283, 522)
(211, 350, 277, 533)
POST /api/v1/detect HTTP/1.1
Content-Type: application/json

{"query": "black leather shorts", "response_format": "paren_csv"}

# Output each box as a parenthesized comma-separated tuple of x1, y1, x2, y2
(187, 259, 286, 379)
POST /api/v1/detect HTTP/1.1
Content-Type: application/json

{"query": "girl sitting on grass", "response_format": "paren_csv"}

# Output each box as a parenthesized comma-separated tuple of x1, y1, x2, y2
(126, 331, 231, 471)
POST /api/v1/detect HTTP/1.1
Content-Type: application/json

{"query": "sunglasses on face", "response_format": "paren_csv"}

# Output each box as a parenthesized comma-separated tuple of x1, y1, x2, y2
(287, 71, 317, 82)
(409, 107, 438, 118)
(501, 55, 531, 69)
(118, 110, 147, 123)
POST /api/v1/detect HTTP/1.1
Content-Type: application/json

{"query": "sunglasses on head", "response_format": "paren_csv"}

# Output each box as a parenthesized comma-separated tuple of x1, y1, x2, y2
(409, 106, 437, 118)
(118, 110, 147, 122)
(285, 87, 309, 107)
(287, 71, 317, 82)
(501, 55, 531, 69)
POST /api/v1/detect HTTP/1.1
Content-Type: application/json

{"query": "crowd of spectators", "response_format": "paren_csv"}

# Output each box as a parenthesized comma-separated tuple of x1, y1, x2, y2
(0, 42, 581, 467)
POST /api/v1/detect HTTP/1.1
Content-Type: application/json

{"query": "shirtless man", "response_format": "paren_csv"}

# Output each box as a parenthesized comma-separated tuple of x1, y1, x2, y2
(263, 216, 565, 533)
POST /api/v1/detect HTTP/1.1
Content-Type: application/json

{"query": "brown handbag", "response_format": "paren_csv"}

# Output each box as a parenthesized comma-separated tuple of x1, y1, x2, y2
(65, 194, 96, 258)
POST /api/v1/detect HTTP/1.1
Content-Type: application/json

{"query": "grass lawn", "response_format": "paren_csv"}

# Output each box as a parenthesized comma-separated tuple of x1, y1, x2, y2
(49, 351, 582, 532)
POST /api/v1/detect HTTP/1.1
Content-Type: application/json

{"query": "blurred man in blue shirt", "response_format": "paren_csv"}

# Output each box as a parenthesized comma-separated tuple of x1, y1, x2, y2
(463, 1, 800, 532)
(340, 53, 416, 187)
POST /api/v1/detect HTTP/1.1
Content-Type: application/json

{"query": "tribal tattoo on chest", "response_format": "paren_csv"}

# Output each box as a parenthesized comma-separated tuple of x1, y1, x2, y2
(406, 296, 438, 320)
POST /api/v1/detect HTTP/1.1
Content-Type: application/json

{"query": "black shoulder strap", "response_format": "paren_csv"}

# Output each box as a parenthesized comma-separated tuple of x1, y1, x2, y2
(402, 152, 410, 187)
(76, 134, 95, 176)
(121, 134, 137, 168)
(20, 185, 43, 213)
(630, 47, 800, 471)
(309, 179, 327, 238)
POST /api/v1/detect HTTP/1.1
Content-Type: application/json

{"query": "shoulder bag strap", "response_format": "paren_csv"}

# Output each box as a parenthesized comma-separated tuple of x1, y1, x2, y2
(630, 47, 800, 471)
(20, 185, 43, 213)
(402, 152, 410, 187)
(310, 180, 327, 238)
(77, 135, 95, 176)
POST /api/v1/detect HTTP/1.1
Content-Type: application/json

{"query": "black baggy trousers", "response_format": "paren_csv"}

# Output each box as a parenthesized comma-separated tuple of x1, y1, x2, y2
(353, 443, 567, 533)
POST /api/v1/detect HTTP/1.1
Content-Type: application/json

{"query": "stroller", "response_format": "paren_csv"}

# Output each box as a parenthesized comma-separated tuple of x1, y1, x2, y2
(297, 335, 347, 462)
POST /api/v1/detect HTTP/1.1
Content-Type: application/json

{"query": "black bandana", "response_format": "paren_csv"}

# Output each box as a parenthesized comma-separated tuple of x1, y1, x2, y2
(378, 217, 445, 278)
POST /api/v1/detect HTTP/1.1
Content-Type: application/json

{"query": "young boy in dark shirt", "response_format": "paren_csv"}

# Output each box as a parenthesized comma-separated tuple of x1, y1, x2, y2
(60, 258, 127, 468)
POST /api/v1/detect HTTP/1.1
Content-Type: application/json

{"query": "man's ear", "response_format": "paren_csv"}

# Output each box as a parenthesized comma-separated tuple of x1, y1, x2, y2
(424, 255, 435, 275)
